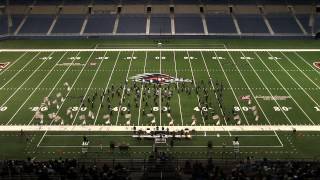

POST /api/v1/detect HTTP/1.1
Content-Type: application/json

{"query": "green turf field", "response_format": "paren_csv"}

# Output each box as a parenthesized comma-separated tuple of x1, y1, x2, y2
(0, 39, 320, 160)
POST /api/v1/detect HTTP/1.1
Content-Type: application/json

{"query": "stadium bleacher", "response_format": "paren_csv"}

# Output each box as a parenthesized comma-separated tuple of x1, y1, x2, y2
(175, 14, 204, 33)
(52, 14, 85, 34)
(206, 14, 237, 34)
(19, 15, 54, 34)
(117, 14, 147, 33)
(0, 15, 7, 34)
(0, 0, 316, 37)
(266, 13, 302, 34)
(236, 14, 269, 34)
(84, 14, 116, 34)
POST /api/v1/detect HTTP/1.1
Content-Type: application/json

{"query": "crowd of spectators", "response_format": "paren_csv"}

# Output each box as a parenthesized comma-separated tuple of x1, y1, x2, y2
(182, 157, 320, 179)
(1, 156, 320, 179)
(0, 157, 130, 180)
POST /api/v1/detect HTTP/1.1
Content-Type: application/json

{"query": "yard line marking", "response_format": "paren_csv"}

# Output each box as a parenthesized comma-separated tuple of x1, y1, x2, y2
(226, 50, 286, 147)
(200, 51, 231, 129)
(45, 134, 277, 137)
(0, 52, 27, 76)
(0, 52, 41, 90)
(173, 52, 184, 126)
(6, 52, 67, 125)
(71, 52, 108, 125)
(294, 52, 320, 76)
(255, 52, 315, 125)
(93, 52, 121, 125)
(159, 50, 162, 126)
(187, 51, 206, 125)
(28, 51, 81, 125)
(281, 52, 320, 90)
(36, 51, 96, 148)
(137, 52, 147, 126)
(227, 50, 286, 146)
(38, 145, 283, 148)
(2, 48, 320, 52)
(0, 52, 52, 108)
(4, 125, 320, 132)
(242, 51, 293, 125)
(115, 52, 134, 125)
(268, 52, 320, 107)
(212, 51, 250, 126)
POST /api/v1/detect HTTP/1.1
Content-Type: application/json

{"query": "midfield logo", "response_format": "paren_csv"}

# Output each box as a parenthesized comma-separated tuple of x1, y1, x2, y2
(313, 62, 320, 69)
(130, 73, 192, 84)
(0, 62, 10, 71)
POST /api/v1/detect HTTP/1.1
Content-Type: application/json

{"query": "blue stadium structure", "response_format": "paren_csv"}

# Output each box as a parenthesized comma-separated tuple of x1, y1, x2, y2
(0, 0, 318, 38)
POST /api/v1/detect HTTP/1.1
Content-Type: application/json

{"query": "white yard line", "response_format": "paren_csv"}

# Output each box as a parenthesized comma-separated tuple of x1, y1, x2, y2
(281, 52, 320, 90)
(3, 125, 320, 132)
(0, 52, 41, 90)
(115, 52, 134, 125)
(255, 52, 315, 125)
(93, 52, 121, 125)
(2, 48, 320, 52)
(294, 52, 320, 76)
(186, 51, 206, 126)
(200, 51, 230, 125)
(241, 51, 293, 125)
(213, 51, 250, 126)
(45, 134, 277, 137)
(159, 50, 162, 126)
(227, 51, 285, 146)
(268, 52, 320, 107)
(0, 52, 53, 108)
(36, 51, 96, 147)
(27, 52, 81, 125)
(38, 145, 283, 148)
(173, 52, 184, 126)
(6, 52, 67, 125)
(71, 51, 108, 125)
(0, 52, 27, 76)
(137, 52, 147, 126)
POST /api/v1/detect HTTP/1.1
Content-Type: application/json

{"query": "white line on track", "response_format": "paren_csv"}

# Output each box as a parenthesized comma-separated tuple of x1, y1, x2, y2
(71, 51, 108, 125)
(270, 52, 320, 108)
(0, 52, 52, 108)
(173, 52, 184, 126)
(36, 51, 96, 147)
(294, 52, 320, 76)
(0, 52, 27, 76)
(187, 51, 206, 125)
(93, 52, 121, 125)
(27, 51, 81, 125)
(255, 52, 315, 125)
(38, 145, 283, 148)
(6, 52, 68, 125)
(1, 48, 320, 52)
(3, 125, 320, 132)
(226, 51, 284, 146)
(0, 52, 41, 90)
(212, 51, 250, 126)
(115, 52, 134, 125)
(281, 52, 320, 90)
(200, 51, 231, 130)
(159, 50, 162, 126)
(137, 52, 147, 126)
(241, 51, 293, 125)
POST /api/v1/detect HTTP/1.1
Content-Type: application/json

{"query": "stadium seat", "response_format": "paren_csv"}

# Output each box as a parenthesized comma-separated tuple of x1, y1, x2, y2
(84, 14, 116, 34)
(267, 13, 303, 34)
(52, 14, 85, 34)
(206, 14, 237, 33)
(117, 14, 147, 33)
(236, 14, 269, 33)
(150, 14, 171, 34)
(175, 14, 204, 33)
(19, 15, 54, 34)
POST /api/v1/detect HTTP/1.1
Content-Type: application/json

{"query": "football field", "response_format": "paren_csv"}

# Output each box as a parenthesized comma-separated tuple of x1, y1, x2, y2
(1, 45, 320, 160)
